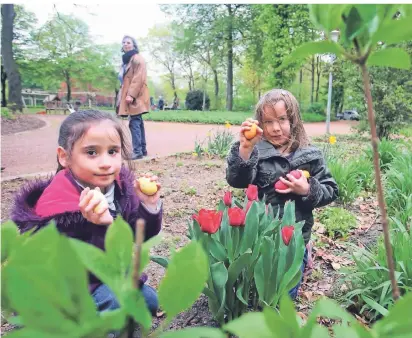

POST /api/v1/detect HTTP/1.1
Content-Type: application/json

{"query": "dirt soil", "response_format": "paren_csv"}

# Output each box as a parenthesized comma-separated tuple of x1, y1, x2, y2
(1, 153, 382, 335)
(1, 115, 46, 135)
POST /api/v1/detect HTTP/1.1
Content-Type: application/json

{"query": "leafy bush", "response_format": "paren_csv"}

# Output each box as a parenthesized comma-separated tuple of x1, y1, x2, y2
(206, 129, 235, 158)
(328, 158, 362, 205)
(1, 219, 208, 337)
(185, 90, 210, 111)
(384, 152, 412, 224)
(318, 207, 357, 239)
(342, 219, 412, 321)
(306, 102, 326, 115)
(364, 139, 399, 171)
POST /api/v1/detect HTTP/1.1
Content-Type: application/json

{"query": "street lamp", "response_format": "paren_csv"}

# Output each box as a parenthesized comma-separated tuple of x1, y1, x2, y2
(326, 30, 340, 135)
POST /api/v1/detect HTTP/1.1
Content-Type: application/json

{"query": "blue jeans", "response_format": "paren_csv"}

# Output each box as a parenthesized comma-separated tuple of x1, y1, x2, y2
(92, 284, 159, 315)
(288, 249, 308, 300)
(129, 115, 147, 157)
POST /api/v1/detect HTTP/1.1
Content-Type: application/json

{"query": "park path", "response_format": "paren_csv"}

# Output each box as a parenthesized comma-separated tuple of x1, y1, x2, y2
(1, 115, 355, 180)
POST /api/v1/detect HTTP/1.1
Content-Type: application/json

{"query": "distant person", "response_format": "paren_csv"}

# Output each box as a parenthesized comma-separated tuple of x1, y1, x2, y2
(116, 35, 149, 160)
(157, 96, 164, 111)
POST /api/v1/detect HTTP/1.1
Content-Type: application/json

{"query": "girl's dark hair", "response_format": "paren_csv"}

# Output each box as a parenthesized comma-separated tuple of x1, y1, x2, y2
(121, 35, 139, 53)
(56, 110, 133, 173)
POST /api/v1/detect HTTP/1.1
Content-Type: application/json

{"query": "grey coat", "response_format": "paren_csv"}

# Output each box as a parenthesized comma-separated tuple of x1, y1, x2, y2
(226, 140, 339, 244)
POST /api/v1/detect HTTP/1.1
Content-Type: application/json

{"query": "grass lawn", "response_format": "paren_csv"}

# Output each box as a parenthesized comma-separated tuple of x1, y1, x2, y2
(1, 106, 326, 124)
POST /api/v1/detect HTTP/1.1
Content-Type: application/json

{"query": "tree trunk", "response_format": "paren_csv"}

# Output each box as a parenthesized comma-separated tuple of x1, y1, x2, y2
(298, 69, 303, 102)
(1, 4, 23, 112)
(64, 71, 71, 102)
(1, 65, 7, 107)
(170, 73, 177, 100)
(310, 55, 315, 104)
(226, 5, 234, 111)
(213, 68, 219, 108)
(315, 55, 321, 102)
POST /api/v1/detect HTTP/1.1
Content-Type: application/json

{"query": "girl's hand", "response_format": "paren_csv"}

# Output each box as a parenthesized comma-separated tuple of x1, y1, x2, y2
(126, 95, 134, 104)
(239, 118, 263, 161)
(275, 170, 310, 196)
(134, 172, 161, 210)
(79, 187, 113, 225)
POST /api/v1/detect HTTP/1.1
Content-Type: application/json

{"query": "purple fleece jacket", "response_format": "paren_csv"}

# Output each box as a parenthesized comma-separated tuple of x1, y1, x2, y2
(10, 166, 162, 293)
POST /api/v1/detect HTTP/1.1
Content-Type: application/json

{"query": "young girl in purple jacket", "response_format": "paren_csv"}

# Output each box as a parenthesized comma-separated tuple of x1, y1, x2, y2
(11, 110, 162, 316)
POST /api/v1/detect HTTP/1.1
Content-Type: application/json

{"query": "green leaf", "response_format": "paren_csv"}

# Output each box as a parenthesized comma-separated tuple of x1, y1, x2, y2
(236, 283, 249, 306)
(239, 202, 259, 254)
(278, 41, 343, 71)
(306, 297, 356, 325)
(373, 292, 412, 333)
(5, 226, 99, 334)
(4, 329, 64, 338)
(122, 288, 152, 330)
(361, 295, 389, 316)
(279, 294, 300, 335)
(227, 250, 251, 288)
(158, 241, 208, 322)
(70, 238, 114, 288)
(150, 255, 169, 268)
(223, 312, 273, 338)
(372, 18, 412, 46)
(263, 306, 289, 338)
(210, 261, 228, 319)
(333, 325, 361, 338)
(105, 216, 134, 275)
(160, 327, 226, 338)
(367, 48, 411, 69)
(309, 5, 348, 33)
(1, 221, 20, 263)
(208, 235, 227, 262)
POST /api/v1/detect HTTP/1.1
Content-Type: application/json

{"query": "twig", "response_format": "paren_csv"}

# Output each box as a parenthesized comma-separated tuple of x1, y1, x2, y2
(359, 62, 400, 301)
(126, 219, 146, 338)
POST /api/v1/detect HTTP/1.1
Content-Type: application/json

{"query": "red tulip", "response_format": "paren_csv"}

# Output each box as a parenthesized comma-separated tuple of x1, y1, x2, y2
(281, 226, 295, 245)
(223, 191, 232, 207)
(228, 207, 246, 227)
(246, 184, 258, 201)
(193, 209, 223, 234)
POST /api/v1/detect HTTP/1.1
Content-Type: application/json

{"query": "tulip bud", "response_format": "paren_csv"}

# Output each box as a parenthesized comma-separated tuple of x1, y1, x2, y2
(223, 191, 232, 207)
(281, 225, 295, 245)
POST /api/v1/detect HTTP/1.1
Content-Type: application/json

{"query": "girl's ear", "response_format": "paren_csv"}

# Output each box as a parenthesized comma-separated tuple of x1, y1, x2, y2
(57, 146, 69, 168)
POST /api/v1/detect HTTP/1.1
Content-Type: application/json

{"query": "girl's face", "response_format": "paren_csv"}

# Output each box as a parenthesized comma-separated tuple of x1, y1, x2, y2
(58, 120, 122, 191)
(122, 38, 134, 52)
(261, 100, 291, 149)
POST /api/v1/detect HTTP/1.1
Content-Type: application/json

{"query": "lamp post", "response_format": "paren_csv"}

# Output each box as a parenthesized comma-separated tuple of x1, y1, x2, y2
(326, 30, 340, 135)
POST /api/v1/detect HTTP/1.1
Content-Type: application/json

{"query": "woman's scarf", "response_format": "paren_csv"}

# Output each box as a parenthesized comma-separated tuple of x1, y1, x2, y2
(122, 50, 138, 65)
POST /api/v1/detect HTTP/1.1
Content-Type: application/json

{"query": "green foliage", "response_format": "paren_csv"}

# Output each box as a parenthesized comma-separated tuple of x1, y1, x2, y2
(1, 218, 209, 337)
(183, 196, 305, 324)
(144, 109, 324, 125)
(328, 158, 362, 205)
(306, 102, 325, 115)
(185, 90, 210, 111)
(343, 220, 412, 321)
(384, 151, 412, 225)
(364, 139, 399, 171)
(222, 292, 412, 338)
(206, 128, 236, 158)
(318, 207, 357, 239)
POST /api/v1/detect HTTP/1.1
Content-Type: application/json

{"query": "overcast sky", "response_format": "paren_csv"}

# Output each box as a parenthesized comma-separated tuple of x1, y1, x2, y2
(23, 2, 171, 45)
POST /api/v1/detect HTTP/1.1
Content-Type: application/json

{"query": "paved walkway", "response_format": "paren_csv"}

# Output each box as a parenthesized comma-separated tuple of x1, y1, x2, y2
(1, 115, 355, 180)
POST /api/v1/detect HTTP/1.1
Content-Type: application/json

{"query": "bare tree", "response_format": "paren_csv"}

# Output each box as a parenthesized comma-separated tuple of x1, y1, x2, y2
(1, 4, 23, 112)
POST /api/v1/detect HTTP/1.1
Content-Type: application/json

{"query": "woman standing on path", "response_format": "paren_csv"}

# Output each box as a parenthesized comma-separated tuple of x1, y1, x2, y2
(116, 35, 149, 160)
